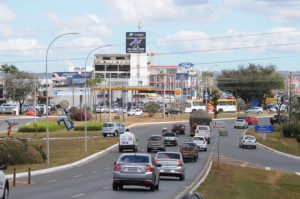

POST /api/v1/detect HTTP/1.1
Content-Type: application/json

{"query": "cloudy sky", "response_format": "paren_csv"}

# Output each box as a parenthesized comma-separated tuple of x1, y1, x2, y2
(1, 0, 300, 72)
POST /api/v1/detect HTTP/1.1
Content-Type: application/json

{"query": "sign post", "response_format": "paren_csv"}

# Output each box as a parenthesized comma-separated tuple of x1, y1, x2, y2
(255, 125, 274, 141)
(213, 121, 227, 168)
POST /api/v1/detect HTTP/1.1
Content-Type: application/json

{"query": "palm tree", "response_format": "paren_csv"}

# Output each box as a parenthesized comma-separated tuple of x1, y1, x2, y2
(0, 64, 19, 73)
(86, 76, 103, 121)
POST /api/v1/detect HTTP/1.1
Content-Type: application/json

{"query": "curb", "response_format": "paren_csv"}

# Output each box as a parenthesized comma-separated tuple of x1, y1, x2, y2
(257, 142, 300, 161)
(189, 161, 212, 194)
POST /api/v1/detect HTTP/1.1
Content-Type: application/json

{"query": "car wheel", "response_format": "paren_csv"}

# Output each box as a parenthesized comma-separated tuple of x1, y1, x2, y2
(241, 145, 244, 148)
(204, 148, 207, 151)
(147, 148, 151, 153)
(119, 184, 123, 190)
(150, 183, 155, 191)
(179, 174, 184, 181)
(112, 182, 118, 191)
(103, 133, 107, 137)
(155, 179, 159, 190)
(126, 129, 129, 132)
(119, 148, 122, 153)
(254, 146, 256, 149)
(114, 131, 118, 136)
(2, 185, 8, 199)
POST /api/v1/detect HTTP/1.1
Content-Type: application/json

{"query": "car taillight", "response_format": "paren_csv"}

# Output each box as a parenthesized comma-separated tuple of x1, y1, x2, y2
(203, 140, 206, 144)
(180, 147, 183, 150)
(118, 139, 120, 145)
(155, 159, 158, 164)
(114, 164, 121, 171)
(191, 139, 193, 142)
(178, 160, 182, 166)
(181, 126, 184, 130)
(145, 165, 153, 172)
(172, 127, 175, 130)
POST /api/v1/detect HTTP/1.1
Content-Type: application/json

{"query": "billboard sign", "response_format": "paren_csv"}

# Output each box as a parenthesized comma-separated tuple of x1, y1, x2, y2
(126, 32, 146, 53)
(255, 125, 274, 133)
(176, 73, 189, 80)
(179, 62, 194, 69)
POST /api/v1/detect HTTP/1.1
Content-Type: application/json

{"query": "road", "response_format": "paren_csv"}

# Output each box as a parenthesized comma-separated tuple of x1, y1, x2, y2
(9, 117, 300, 199)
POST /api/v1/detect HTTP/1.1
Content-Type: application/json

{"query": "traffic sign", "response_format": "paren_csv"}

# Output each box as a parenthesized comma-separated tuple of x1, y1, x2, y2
(179, 62, 194, 69)
(219, 130, 228, 136)
(214, 121, 225, 129)
(255, 125, 273, 133)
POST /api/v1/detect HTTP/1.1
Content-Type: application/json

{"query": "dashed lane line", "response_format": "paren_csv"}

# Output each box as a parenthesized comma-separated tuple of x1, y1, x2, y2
(90, 170, 98, 174)
(73, 174, 82, 178)
(46, 180, 57, 183)
(265, 167, 271, 171)
(105, 167, 110, 170)
(71, 193, 86, 198)
(102, 187, 111, 190)
(296, 172, 300, 176)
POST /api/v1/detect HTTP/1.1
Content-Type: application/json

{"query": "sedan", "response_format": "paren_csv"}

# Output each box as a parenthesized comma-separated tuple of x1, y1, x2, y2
(244, 116, 258, 125)
(245, 107, 263, 114)
(239, 135, 257, 149)
(191, 136, 207, 151)
(171, 124, 185, 134)
(155, 152, 185, 181)
(234, 119, 248, 129)
(112, 153, 160, 191)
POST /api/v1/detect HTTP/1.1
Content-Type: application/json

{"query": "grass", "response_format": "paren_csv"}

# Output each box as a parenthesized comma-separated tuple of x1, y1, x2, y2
(197, 162, 300, 199)
(247, 128, 300, 157)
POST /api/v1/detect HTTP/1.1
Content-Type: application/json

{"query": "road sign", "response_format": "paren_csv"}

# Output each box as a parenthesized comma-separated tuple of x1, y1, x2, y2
(179, 62, 194, 69)
(214, 121, 225, 129)
(219, 130, 228, 136)
(255, 125, 274, 133)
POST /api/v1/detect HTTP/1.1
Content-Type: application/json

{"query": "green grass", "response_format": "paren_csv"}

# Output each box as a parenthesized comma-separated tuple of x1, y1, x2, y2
(18, 121, 64, 132)
(197, 162, 300, 199)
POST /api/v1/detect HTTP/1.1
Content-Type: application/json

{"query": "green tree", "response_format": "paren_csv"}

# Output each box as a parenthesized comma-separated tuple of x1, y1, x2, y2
(144, 102, 161, 117)
(4, 72, 40, 113)
(210, 89, 221, 118)
(0, 64, 19, 73)
(86, 76, 103, 121)
(217, 64, 284, 104)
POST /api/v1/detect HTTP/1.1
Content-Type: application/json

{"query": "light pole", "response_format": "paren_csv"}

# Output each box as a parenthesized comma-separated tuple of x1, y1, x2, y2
(84, 44, 111, 152)
(125, 73, 129, 123)
(46, 32, 79, 165)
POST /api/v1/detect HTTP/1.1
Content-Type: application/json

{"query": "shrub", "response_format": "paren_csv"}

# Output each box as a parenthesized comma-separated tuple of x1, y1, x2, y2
(18, 121, 64, 133)
(70, 109, 91, 121)
(296, 135, 300, 143)
(144, 102, 161, 117)
(273, 124, 283, 132)
(281, 123, 300, 138)
(74, 123, 103, 131)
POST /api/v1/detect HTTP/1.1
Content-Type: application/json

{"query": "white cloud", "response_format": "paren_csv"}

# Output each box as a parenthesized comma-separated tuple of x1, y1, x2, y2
(106, 0, 220, 25)
(223, 0, 300, 24)
(156, 27, 300, 54)
(0, 4, 16, 22)
(0, 24, 13, 37)
(47, 13, 114, 37)
(0, 39, 44, 56)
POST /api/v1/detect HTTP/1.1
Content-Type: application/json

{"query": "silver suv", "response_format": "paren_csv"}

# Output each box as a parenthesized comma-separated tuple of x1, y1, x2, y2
(102, 122, 129, 137)
(0, 165, 9, 198)
(147, 135, 166, 152)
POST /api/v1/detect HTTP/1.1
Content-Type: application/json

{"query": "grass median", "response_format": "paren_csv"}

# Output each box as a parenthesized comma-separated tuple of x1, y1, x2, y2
(197, 162, 300, 199)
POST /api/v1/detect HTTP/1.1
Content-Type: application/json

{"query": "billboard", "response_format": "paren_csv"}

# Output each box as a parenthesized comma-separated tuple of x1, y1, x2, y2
(176, 73, 189, 80)
(179, 62, 194, 69)
(126, 32, 146, 53)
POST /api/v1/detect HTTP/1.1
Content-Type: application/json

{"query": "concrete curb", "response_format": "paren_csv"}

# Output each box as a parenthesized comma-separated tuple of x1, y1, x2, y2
(257, 142, 300, 161)
(189, 161, 212, 194)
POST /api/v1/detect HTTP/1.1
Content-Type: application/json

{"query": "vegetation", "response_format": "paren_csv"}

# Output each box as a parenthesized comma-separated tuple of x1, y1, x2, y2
(0, 64, 19, 73)
(198, 162, 300, 199)
(74, 123, 103, 131)
(18, 121, 64, 133)
(210, 89, 221, 118)
(144, 102, 161, 117)
(217, 64, 285, 104)
(70, 108, 91, 121)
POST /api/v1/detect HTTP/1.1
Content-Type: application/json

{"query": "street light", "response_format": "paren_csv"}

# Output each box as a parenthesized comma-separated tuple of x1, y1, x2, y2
(84, 44, 112, 152)
(46, 32, 79, 165)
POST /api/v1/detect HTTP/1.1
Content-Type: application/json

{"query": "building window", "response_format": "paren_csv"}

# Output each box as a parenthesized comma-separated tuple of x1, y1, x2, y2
(106, 65, 118, 71)
(95, 65, 105, 71)
(119, 65, 130, 71)
(103, 57, 111, 60)
(116, 57, 125, 60)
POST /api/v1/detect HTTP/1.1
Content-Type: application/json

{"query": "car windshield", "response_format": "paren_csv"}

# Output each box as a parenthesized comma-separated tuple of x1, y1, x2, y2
(119, 155, 149, 163)
(156, 153, 180, 160)
(149, 136, 162, 141)
(192, 137, 204, 141)
(236, 120, 244, 122)
(197, 126, 208, 130)
(182, 143, 196, 147)
(103, 123, 114, 127)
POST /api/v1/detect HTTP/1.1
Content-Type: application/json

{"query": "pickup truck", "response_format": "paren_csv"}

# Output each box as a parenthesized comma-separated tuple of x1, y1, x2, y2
(162, 131, 178, 146)
(195, 125, 211, 144)
(179, 142, 198, 162)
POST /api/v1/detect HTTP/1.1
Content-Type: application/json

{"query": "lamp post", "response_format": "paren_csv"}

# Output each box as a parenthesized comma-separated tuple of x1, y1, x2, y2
(84, 44, 111, 152)
(46, 32, 79, 165)
(125, 72, 129, 123)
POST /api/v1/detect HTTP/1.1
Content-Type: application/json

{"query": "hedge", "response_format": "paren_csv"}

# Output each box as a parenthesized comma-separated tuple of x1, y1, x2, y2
(74, 123, 103, 131)
(18, 121, 65, 133)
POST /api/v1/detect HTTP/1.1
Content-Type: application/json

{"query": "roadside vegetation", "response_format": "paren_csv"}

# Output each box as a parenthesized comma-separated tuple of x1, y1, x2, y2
(197, 162, 300, 199)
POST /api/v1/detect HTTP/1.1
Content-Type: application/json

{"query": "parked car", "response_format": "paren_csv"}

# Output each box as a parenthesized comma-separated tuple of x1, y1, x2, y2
(147, 135, 165, 152)
(239, 135, 257, 149)
(165, 109, 182, 115)
(26, 108, 38, 116)
(119, 132, 137, 152)
(191, 136, 207, 151)
(171, 124, 185, 134)
(162, 131, 178, 146)
(112, 153, 160, 191)
(0, 103, 17, 114)
(245, 107, 263, 114)
(155, 152, 185, 180)
(244, 116, 258, 125)
(95, 106, 108, 113)
(102, 122, 129, 137)
(270, 115, 288, 125)
(179, 142, 198, 162)
(128, 109, 143, 116)
(234, 119, 248, 129)
(0, 165, 9, 198)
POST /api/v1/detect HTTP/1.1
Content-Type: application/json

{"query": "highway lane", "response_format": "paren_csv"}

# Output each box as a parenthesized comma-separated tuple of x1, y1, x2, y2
(10, 122, 216, 199)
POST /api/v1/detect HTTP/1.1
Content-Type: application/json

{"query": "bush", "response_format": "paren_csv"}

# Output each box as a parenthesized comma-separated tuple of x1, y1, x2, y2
(144, 102, 161, 117)
(70, 109, 91, 121)
(74, 123, 103, 131)
(281, 123, 300, 138)
(18, 121, 64, 133)
(0, 140, 45, 165)
(273, 124, 283, 132)
(296, 134, 300, 143)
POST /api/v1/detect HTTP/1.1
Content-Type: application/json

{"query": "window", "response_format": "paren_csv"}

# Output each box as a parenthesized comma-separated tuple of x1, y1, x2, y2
(103, 57, 111, 60)
(119, 155, 149, 163)
(116, 57, 125, 60)
(106, 65, 117, 71)
(149, 136, 162, 141)
(156, 153, 180, 159)
(119, 65, 130, 71)
(95, 65, 105, 71)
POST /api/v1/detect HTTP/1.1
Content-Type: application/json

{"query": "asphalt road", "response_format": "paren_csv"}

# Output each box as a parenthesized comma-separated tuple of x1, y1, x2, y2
(9, 117, 300, 199)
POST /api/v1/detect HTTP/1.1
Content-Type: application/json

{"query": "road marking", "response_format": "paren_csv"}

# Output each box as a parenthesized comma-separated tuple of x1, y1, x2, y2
(241, 162, 248, 167)
(46, 180, 57, 183)
(71, 193, 86, 198)
(265, 167, 271, 171)
(296, 172, 300, 176)
(73, 174, 82, 178)
(105, 167, 110, 170)
(90, 170, 98, 174)
(102, 187, 111, 190)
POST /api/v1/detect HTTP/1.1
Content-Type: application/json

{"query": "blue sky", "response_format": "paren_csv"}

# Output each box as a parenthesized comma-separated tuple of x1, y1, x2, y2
(1, 0, 300, 72)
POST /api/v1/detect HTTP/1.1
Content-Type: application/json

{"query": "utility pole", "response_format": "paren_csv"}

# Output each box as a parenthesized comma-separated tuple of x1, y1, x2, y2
(289, 72, 292, 126)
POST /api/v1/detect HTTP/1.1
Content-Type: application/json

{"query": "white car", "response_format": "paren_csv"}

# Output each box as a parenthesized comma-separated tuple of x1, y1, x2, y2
(128, 109, 143, 116)
(0, 165, 9, 198)
(191, 136, 207, 151)
(195, 125, 211, 144)
(234, 119, 248, 129)
(239, 135, 257, 149)
(118, 132, 137, 152)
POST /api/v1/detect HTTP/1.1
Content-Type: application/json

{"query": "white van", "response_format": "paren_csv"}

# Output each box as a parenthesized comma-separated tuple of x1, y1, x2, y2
(119, 132, 138, 152)
(195, 125, 211, 144)
(0, 165, 9, 198)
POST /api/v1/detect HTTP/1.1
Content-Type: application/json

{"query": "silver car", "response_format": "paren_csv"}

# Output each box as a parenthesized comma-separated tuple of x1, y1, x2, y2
(239, 135, 257, 149)
(147, 135, 166, 152)
(112, 153, 160, 191)
(102, 122, 129, 137)
(234, 119, 248, 129)
(155, 152, 185, 181)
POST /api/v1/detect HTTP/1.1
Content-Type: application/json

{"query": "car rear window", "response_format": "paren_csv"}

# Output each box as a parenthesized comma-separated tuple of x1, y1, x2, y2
(245, 136, 255, 140)
(119, 155, 149, 163)
(156, 153, 180, 160)
(192, 137, 204, 141)
(149, 136, 162, 141)
(237, 119, 244, 122)
(103, 123, 114, 127)
(182, 143, 196, 147)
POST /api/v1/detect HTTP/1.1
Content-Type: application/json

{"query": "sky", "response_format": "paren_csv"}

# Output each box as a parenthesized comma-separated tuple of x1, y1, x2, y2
(1, 0, 300, 73)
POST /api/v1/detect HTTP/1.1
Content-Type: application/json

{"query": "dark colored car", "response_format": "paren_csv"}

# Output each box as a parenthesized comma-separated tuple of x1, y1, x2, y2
(179, 142, 198, 162)
(244, 116, 258, 125)
(147, 135, 166, 152)
(166, 109, 182, 115)
(162, 131, 178, 146)
(270, 115, 288, 125)
(172, 124, 185, 134)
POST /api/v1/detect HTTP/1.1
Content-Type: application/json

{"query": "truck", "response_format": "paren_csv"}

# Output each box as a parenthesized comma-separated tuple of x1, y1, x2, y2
(189, 109, 212, 142)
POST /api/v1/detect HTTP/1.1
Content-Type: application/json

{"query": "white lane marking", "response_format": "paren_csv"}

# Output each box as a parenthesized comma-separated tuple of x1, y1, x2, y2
(265, 167, 271, 171)
(90, 170, 98, 174)
(102, 187, 111, 190)
(105, 167, 110, 170)
(73, 174, 82, 178)
(46, 180, 56, 183)
(241, 162, 248, 167)
(72, 193, 86, 198)
(296, 172, 300, 176)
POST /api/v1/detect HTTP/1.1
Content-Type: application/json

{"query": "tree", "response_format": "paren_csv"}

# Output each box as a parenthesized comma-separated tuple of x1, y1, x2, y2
(210, 89, 221, 118)
(4, 72, 39, 114)
(144, 102, 161, 117)
(0, 64, 19, 73)
(86, 76, 103, 121)
(217, 64, 284, 104)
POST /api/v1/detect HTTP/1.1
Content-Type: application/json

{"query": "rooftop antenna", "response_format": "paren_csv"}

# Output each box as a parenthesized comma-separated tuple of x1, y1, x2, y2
(138, 22, 142, 32)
